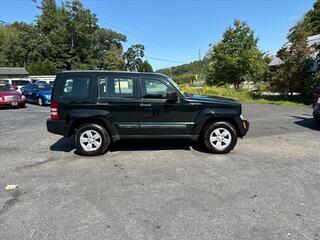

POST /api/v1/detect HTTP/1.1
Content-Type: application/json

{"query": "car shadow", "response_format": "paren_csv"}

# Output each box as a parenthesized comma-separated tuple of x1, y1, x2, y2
(50, 137, 206, 154)
(50, 137, 75, 152)
(109, 139, 203, 152)
(289, 115, 320, 131)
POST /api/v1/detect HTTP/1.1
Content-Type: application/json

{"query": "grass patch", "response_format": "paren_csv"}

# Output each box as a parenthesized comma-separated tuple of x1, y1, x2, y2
(181, 84, 310, 107)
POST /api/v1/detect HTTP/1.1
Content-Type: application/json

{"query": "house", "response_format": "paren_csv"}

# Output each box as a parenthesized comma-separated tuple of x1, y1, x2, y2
(0, 67, 29, 80)
(268, 34, 320, 72)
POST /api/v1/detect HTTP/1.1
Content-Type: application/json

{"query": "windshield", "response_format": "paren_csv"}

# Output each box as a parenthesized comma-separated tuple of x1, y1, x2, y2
(166, 76, 190, 97)
(166, 77, 183, 93)
(12, 80, 30, 86)
(0, 82, 13, 91)
(36, 83, 52, 91)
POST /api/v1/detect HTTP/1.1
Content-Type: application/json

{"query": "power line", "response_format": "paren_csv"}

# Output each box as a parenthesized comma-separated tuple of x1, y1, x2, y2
(145, 56, 185, 64)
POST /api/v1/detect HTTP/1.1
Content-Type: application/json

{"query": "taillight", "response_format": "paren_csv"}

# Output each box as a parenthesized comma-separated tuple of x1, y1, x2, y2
(50, 101, 60, 120)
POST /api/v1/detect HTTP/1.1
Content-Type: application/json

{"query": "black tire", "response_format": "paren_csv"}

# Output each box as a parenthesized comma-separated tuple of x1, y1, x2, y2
(202, 121, 238, 154)
(75, 123, 110, 156)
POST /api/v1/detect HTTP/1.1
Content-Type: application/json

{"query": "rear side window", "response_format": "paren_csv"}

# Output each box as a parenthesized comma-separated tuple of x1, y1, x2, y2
(98, 77, 133, 99)
(62, 77, 91, 98)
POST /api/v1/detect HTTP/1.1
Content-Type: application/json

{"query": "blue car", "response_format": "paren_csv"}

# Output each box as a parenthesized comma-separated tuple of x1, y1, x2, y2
(22, 82, 52, 106)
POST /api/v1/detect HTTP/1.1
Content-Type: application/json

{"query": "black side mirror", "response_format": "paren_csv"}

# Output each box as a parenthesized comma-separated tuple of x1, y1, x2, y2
(166, 91, 178, 102)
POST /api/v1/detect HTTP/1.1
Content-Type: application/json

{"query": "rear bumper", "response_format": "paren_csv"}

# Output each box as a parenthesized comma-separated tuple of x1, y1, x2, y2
(47, 119, 65, 136)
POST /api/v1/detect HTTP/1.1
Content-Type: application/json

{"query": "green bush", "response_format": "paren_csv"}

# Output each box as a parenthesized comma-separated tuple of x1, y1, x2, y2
(181, 84, 309, 107)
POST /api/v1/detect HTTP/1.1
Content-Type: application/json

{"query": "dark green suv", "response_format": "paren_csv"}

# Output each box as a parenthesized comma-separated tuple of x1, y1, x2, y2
(47, 71, 249, 156)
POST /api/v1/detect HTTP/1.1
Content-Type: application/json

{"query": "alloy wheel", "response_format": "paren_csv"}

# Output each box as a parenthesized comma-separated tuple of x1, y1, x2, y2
(209, 127, 232, 150)
(79, 130, 102, 152)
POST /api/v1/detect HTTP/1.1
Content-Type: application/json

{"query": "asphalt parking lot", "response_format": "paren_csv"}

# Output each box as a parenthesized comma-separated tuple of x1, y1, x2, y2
(0, 103, 319, 240)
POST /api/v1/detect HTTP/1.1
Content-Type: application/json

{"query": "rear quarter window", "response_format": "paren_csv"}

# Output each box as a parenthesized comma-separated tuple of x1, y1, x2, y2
(62, 76, 91, 98)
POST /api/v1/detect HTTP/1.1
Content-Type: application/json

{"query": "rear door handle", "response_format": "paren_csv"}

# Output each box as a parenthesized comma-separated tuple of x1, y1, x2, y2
(140, 103, 151, 107)
(97, 102, 109, 105)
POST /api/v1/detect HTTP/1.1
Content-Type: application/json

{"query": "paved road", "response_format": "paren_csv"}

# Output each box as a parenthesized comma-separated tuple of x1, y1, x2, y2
(0, 103, 319, 240)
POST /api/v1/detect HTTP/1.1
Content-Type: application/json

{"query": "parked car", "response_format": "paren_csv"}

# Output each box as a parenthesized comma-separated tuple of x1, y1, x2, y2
(0, 79, 10, 84)
(11, 79, 32, 92)
(0, 82, 26, 108)
(0, 79, 18, 90)
(22, 82, 52, 106)
(47, 71, 249, 156)
(36, 80, 55, 86)
(313, 81, 320, 125)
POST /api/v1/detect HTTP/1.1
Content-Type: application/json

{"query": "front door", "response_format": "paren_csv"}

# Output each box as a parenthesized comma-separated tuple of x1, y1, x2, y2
(138, 77, 192, 136)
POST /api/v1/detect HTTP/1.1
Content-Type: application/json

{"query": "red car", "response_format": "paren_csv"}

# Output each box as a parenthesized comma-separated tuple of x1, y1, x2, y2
(0, 82, 26, 108)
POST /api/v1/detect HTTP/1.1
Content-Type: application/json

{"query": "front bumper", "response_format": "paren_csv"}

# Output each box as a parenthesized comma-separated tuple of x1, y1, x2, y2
(47, 119, 65, 136)
(42, 98, 51, 105)
(238, 119, 249, 137)
(0, 99, 25, 107)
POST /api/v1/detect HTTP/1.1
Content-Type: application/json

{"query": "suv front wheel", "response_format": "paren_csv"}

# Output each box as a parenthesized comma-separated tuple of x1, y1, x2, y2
(203, 121, 238, 154)
(75, 123, 110, 156)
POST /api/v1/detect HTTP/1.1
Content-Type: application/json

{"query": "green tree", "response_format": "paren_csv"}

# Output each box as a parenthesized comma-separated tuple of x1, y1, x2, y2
(0, 0, 145, 74)
(37, 0, 73, 70)
(3, 22, 51, 67)
(27, 59, 57, 74)
(101, 47, 125, 70)
(289, 0, 320, 40)
(138, 60, 153, 72)
(93, 28, 126, 69)
(206, 19, 268, 89)
(124, 44, 145, 71)
(272, 31, 315, 98)
(66, 0, 98, 66)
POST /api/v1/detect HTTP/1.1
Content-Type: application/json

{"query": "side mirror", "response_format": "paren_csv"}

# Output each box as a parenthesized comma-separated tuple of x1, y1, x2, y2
(166, 91, 178, 102)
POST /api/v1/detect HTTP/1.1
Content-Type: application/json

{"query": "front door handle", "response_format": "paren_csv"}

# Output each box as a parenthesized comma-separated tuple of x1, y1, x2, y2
(140, 103, 151, 107)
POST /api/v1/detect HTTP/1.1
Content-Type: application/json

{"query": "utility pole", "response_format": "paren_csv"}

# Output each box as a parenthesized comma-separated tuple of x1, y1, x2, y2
(198, 49, 202, 85)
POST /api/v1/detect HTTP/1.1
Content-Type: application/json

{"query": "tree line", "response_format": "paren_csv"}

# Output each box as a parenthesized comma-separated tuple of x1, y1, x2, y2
(158, 0, 320, 100)
(0, 0, 153, 74)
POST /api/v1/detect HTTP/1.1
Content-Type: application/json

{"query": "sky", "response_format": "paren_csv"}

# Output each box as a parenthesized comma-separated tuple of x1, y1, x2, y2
(0, 0, 315, 70)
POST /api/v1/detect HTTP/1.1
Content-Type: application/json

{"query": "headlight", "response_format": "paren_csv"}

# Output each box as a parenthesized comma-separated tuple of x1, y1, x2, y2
(46, 95, 51, 99)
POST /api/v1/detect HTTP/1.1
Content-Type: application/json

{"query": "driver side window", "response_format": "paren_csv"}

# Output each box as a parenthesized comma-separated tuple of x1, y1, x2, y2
(141, 79, 171, 99)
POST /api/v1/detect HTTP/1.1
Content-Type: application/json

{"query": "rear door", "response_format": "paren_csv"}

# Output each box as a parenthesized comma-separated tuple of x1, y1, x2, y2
(95, 74, 139, 136)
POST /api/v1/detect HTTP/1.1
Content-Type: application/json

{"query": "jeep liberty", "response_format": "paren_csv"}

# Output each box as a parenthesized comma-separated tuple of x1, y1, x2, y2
(47, 71, 249, 156)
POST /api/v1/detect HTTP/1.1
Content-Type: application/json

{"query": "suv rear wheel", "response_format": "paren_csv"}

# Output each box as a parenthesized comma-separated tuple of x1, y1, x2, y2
(75, 123, 110, 156)
(203, 121, 238, 154)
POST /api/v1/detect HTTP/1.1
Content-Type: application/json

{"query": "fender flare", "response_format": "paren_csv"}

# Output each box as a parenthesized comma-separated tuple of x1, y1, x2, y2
(192, 108, 239, 136)
(65, 109, 118, 139)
